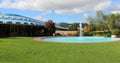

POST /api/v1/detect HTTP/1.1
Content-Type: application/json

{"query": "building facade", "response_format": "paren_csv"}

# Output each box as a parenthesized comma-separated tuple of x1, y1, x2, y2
(0, 13, 67, 37)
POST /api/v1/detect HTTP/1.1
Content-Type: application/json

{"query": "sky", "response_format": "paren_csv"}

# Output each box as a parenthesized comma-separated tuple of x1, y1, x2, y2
(0, 0, 120, 23)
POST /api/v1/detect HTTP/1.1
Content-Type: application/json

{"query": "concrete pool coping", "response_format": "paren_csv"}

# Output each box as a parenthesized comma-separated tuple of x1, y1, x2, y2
(33, 37, 120, 44)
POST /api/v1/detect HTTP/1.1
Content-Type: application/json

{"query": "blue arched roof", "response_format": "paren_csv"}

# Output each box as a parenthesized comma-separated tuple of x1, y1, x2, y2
(0, 13, 68, 30)
(0, 13, 45, 26)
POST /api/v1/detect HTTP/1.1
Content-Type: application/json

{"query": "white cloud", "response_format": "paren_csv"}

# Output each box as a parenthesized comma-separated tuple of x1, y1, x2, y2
(33, 15, 48, 21)
(111, 11, 120, 14)
(40, 11, 52, 16)
(0, 0, 111, 15)
(94, 0, 111, 11)
(84, 13, 90, 19)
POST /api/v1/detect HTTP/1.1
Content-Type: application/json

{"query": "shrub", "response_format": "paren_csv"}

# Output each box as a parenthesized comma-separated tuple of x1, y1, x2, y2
(111, 29, 120, 35)
(91, 31, 110, 37)
(83, 32, 92, 36)
(45, 20, 55, 36)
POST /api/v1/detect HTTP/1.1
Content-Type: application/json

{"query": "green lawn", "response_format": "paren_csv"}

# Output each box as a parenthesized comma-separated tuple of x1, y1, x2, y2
(0, 37, 120, 63)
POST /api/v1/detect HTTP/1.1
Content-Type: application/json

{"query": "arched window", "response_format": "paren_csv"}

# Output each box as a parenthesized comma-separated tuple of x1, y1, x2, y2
(4, 16, 9, 19)
(1, 16, 4, 19)
(24, 22, 28, 25)
(36, 23, 39, 26)
(16, 22, 21, 24)
(6, 21, 12, 24)
(0, 21, 3, 24)
(30, 23, 34, 25)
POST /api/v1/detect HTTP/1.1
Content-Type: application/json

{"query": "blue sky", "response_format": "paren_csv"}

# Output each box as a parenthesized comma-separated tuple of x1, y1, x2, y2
(0, 0, 120, 23)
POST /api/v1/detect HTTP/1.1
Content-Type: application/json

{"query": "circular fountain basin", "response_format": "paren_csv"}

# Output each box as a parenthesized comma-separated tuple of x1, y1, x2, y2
(42, 37, 120, 43)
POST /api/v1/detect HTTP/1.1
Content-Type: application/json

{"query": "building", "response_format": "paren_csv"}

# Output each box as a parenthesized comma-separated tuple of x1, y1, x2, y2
(0, 13, 67, 37)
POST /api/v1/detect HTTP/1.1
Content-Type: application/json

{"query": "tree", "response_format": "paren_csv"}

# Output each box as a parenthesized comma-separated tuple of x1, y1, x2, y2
(86, 10, 120, 36)
(108, 13, 120, 29)
(84, 25, 91, 32)
(68, 23, 79, 31)
(45, 20, 56, 36)
(87, 11, 112, 32)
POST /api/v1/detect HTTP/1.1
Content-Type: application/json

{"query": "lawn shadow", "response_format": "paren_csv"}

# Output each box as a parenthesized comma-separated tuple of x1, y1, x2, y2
(8, 37, 22, 39)
(0, 37, 22, 40)
(0, 40, 3, 42)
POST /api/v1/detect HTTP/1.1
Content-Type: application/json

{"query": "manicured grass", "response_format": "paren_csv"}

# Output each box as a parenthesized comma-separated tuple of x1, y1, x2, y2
(0, 37, 120, 63)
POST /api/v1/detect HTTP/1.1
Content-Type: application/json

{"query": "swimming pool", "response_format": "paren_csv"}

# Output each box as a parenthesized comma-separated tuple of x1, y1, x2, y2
(43, 37, 120, 43)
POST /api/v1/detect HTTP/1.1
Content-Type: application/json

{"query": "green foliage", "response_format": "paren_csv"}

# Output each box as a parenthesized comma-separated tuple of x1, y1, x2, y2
(111, 29, 120, 35)
(86, 10, 120, 36)
(0, 24, 44, 37)
(92, 32, 111, 37)
(83, 32, 92, 36)
(0, 37, 120, 63)
(87, 11, 109, 32)
(68, 23, 79, 31)
(58, 22, 80, 31)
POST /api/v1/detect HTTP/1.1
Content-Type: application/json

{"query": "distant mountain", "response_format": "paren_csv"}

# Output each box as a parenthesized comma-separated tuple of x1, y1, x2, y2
(57, 22, 70, 28)
(58, 22, 79, 31)
(58, 22, 88, 31)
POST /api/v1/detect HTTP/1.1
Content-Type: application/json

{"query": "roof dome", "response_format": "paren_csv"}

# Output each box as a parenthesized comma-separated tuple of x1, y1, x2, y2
(0, 13, 45, 26)
(0, 13, 68, 30)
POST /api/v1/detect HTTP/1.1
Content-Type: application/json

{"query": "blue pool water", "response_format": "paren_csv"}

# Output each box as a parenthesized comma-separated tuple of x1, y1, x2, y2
(43, 37, 120, 43)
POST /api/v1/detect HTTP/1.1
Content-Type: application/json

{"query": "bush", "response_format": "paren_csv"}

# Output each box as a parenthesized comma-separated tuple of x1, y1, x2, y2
(91, 31, 110, 37)
(45, 20, 55, 36)
(112, 29, 120, 35)
(83, 32, 92, 36)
